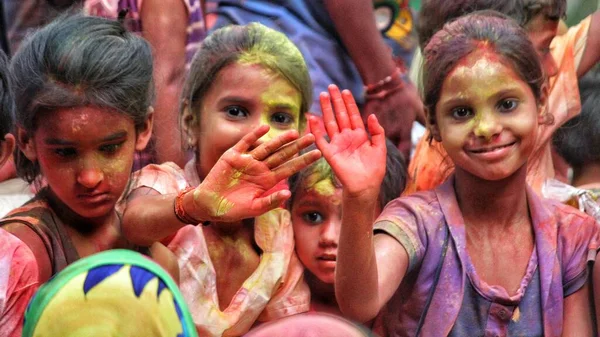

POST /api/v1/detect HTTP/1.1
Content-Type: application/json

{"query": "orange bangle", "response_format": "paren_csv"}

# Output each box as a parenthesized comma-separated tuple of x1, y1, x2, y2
(174, 187, 201, 224)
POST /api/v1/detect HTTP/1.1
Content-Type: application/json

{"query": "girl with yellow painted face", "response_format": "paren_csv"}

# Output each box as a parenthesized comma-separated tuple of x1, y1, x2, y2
(122, 23, 321, 336)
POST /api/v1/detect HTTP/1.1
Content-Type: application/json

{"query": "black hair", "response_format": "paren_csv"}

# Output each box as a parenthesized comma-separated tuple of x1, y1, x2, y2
(0, 49, 13, 138)
(553, 69, 600, 168)
(11, 14, 154, 183)
(423, 12, 545, 134)
(417, 0, 567, 49)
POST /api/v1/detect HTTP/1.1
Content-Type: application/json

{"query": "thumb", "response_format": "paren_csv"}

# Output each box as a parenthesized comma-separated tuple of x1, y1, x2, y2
(367, 114, 386, 149)
(253, 189, 291, 214)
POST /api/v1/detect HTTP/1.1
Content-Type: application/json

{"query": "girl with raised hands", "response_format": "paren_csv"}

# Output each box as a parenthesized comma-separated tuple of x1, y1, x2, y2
(311, 13, 599, 337)
(122, 23, 321, 336)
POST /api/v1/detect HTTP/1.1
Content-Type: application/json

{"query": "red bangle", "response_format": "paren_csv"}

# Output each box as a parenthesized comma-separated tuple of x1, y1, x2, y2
(174, 187, 202, 224)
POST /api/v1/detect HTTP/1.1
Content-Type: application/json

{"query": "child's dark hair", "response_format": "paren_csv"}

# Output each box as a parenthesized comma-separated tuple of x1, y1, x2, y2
(417, 0, 567, 49)
(423, 13, 545, 131)
(11, 14, 154, 183)
(182, 23, 312, 137)
(553, 69, 600, 168)
(0, 49, 14, 139)
(288, 138, 407, 211)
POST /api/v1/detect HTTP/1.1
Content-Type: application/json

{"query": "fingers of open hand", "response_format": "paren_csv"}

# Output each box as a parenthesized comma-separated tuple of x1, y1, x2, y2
(254, 190, 291, 214)
(367, 114, 386, 148)
(320, 91, 339, 137)
(263, 133, 315, 169)
(309, 116, 331, 154)
(329, 85, 351, 131)
(233, 125, 270, 153)
(249, 129, 300, 161)
(342, 89, 364, 130)
(273, 149, 321, 181)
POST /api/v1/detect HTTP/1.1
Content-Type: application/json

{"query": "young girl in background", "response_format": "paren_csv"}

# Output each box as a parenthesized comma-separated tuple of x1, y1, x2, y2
(122, 23, 321, 336)
(0, 14, 179, 284)
(0, 48, 38, 337)
(312, 13, 598, 336)
(288, 139, 406, 315)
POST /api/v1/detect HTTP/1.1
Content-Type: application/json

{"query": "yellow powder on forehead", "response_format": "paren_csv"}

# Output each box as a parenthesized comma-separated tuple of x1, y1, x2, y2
(304, 171, 337, 198)
(311, 179, 337, 198)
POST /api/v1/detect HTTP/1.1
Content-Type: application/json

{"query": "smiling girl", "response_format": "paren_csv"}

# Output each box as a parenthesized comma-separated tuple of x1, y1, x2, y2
(311, 13, 599, 336)
(0, 14, 173, 284)
(122, 23, 321, 336)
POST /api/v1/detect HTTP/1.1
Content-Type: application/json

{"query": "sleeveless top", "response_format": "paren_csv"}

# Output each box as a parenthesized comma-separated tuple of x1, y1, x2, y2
(0, 189, 147, 277)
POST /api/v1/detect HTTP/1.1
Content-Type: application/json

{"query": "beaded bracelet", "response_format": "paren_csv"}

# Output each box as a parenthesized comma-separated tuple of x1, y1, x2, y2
(364, 67, 403, 94)
(174, 187, 202, 224)
(365, 81, 404, 100)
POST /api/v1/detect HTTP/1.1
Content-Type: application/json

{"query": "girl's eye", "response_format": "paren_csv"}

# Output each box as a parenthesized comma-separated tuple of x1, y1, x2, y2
(99, 143, 123, 154)
(225, 106, 249, 119)
(271, 112, 294, 126)
(451, 107, 473, 120)
(53, 148, 77, 158)
(498, 99, 518, 112)
(302, 211, 324, 224)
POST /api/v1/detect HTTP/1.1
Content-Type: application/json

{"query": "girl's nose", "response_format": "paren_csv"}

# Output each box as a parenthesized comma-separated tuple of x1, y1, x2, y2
(473, 112, 502, 140)
(319, 221, 340, 247)
(77, 164, 104, 189)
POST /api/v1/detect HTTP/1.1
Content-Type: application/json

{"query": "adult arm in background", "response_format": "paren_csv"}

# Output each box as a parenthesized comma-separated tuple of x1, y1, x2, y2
(324, 0, 424, 158)
(141, 0, 188, 167)
(577, 11, 600, 77)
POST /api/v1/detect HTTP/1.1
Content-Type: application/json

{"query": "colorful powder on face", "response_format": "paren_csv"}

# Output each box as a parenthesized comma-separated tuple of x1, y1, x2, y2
(302, 160, 339, 198)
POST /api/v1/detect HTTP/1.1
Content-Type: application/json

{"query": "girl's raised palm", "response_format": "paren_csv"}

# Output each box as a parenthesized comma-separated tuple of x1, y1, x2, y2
(310, 85, 387, 196)
(193, 125, 321, 222)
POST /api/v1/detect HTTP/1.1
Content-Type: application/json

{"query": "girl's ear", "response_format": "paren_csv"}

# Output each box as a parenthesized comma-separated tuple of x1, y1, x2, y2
(17, 127, 37, 162)
(0, 133, 15, 168)
(537, 84, 553, 125)
(425, 107, 442, 142)
(181, 102, 198, 148)
(135, 107, 154, 151)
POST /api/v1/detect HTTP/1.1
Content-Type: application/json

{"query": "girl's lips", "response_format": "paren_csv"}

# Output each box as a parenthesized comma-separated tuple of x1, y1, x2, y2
(468, 141, 517, 153)
(467, 141, 517, 161)
(78, 192, 111, 204)
(317, 253, 337, 261)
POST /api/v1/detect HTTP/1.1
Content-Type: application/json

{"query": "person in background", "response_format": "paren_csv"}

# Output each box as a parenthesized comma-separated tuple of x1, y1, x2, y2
(0, 46, 38, 337)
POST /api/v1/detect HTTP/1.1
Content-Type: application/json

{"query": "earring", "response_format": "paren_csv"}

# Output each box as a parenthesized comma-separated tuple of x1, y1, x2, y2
(186, 137, 195, 150)
(541, 106, 555, 125)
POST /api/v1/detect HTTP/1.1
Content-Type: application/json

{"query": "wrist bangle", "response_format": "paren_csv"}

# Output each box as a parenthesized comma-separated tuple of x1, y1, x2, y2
(174, 187, 202, 224)
(364, 67, 403, 94)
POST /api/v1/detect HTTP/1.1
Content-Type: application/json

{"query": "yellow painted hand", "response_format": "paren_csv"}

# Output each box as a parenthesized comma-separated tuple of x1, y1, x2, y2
(310, 85, 387, 197)
(190, 125, 321, 222)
